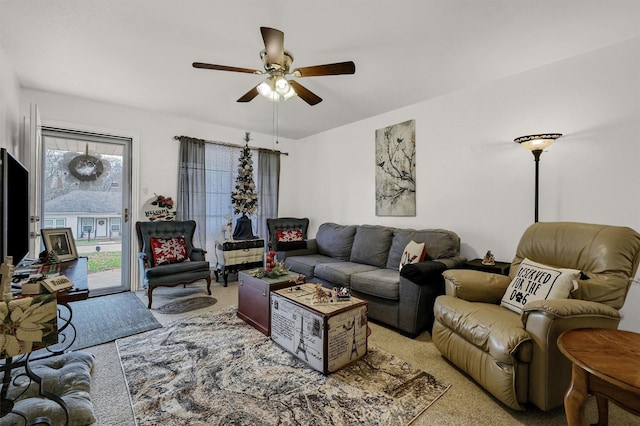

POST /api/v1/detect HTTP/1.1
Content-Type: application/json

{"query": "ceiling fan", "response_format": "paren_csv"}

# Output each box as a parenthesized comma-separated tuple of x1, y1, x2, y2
(193, 27, 355, 106)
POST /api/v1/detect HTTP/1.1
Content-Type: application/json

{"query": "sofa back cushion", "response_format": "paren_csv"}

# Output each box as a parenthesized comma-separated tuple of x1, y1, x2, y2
(386, 228, 460, 270)
(350, 225, 394, 268)
(316, 223, 357, 261)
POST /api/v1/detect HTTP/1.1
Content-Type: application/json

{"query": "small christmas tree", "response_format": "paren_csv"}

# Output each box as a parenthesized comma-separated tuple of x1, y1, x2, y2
(231, 133, 258, 215)
(231, 132, 258, 239)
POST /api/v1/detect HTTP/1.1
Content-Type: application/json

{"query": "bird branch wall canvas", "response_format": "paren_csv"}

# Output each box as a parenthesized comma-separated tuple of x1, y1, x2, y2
(375, 119, 416, 216)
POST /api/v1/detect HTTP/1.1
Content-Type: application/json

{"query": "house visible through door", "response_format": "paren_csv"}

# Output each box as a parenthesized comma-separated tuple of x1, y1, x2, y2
(41, 127, 132, 296)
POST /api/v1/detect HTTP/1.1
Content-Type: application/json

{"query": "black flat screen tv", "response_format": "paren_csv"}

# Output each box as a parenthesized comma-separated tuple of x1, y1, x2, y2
(0, 148, 30, 265)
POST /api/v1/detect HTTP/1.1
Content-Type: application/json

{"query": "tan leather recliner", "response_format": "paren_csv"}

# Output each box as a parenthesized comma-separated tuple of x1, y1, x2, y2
(432, 222, 640, 411)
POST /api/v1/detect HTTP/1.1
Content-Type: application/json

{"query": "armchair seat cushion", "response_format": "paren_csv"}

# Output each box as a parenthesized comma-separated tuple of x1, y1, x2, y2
(145, 260, 210, 279)
(434, 295, 532, 364)
(351, 269, 400, 300)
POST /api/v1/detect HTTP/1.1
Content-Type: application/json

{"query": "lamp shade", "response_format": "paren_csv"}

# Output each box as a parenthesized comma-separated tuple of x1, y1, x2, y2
(514, 133, 562, 151)
(257, 76, 297, 102)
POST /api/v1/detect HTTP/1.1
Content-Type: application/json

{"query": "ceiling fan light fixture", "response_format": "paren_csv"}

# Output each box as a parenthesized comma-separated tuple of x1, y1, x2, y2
(257, 78, 279, 101)
(274, 76, 290, 94)
(257, 76, 296, 101)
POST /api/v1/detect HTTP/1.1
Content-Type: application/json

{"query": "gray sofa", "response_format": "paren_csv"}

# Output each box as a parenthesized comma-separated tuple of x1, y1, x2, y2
(278, 222, 464, 336)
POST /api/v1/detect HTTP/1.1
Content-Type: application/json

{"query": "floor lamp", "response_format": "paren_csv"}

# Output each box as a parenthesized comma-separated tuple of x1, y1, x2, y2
(514, 133, 562, 223)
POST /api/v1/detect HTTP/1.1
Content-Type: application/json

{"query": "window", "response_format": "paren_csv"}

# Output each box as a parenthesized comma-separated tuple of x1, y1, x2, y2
(111, 218, 121, 232)
(43, 218, 66, 228)
(203, 144, 259, 254)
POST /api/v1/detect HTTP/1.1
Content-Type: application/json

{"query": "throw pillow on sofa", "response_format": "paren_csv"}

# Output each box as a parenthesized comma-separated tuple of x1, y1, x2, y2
(150, 236, 188, 266)
(501, 258, 579, 314)
(399, 240, 426, 270)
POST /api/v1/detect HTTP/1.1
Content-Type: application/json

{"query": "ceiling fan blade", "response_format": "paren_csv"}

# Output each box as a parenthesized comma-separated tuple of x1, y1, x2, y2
(237, 85, 260, 103)
(289, 81, 322, 105)
(291, 61, 356, 77)
(260, 27, 285, 68)
(193, 62, 262, 74)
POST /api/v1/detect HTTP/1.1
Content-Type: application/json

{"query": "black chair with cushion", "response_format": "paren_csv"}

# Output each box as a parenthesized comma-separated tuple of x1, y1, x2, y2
(136, 220, 212, 308)
(266, 217, 310, 253)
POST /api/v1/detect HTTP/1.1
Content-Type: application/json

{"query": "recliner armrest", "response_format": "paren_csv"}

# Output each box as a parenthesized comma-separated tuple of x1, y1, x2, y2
(400, 261, 447, 286)
(442, 269, 511, 303)
(521, 298, 620, 325)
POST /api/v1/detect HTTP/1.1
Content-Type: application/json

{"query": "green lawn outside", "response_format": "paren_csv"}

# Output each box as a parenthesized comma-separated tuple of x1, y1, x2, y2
(85, 251, 121, 273)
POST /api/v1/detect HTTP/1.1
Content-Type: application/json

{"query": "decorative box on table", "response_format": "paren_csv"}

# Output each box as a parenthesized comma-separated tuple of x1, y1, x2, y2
(214, 239, 265, 286)
(237, 270, 299, 336)
(270, 284, 368, 374)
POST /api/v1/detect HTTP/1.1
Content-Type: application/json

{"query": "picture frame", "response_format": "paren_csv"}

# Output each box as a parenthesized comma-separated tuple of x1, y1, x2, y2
(41, 228, 78, 262)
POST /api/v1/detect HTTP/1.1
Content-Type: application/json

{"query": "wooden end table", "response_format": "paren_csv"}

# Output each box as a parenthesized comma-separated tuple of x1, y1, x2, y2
(558, 328, 640, 426)
(464, 258, 511, 276)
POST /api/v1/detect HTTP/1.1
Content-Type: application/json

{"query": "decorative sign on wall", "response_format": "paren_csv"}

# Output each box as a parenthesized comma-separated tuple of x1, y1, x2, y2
(375, 119, 416, 216)
(142, 194, 176, 221)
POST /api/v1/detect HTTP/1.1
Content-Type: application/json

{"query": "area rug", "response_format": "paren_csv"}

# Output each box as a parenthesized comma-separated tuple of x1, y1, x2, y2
(116, 309, 450, 426)
(62, 292, 162, 351)
(155, 296, 217, 314)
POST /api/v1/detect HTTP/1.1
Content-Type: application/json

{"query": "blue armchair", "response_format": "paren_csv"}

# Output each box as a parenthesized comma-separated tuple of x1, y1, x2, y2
(136, 220, 212, 308)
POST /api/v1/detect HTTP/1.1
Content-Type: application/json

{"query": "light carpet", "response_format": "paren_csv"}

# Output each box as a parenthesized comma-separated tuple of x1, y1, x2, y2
(116, 308, 450, 426)
(64, 292, 162, 351)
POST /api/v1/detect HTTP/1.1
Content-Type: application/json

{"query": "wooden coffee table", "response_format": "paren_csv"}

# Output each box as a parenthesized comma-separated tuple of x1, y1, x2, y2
(558, 328, 640, 426)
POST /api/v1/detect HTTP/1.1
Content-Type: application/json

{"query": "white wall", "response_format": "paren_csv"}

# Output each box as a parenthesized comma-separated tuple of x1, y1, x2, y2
(0, 44, 21, 151)
(277, 38, 640, 330)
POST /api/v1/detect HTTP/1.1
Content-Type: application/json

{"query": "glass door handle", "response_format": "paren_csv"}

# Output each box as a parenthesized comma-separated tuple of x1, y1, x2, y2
(124, 208, 129, 223)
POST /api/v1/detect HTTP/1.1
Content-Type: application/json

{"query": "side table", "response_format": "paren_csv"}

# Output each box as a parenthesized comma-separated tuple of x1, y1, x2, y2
(214, 239, 265, 286)
(237, 270, 299, 336)
(464, 258, 511, 276)
(558, 328, 640, 426)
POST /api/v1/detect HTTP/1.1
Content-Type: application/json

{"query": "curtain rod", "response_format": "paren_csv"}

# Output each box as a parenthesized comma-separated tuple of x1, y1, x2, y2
(173, 135, 288, 156)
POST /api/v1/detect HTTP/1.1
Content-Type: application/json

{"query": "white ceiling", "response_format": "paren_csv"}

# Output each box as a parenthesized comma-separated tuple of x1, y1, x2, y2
(1, 1, 639, 140)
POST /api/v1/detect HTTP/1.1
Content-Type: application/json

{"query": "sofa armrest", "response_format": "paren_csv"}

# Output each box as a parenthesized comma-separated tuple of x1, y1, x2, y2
(400, 261, 447, 286)
(442, 269, 511, 303)
(190, 247, 207, 262)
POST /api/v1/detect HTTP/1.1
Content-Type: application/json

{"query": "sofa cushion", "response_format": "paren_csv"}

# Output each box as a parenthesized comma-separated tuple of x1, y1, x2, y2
(501, 258, 579, 314)
(316, 223, 357, 261)
(314, 262, 379, 287)
(285, 254, 338, 278)
(351, 269, 400, 300)
(350, 225, 394, 268)
(386, 228, 459, 270)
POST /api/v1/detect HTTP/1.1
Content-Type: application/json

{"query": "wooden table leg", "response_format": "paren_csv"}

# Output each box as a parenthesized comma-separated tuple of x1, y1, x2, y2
(565, 363, 589, 426)
(592, 394, 609, 426)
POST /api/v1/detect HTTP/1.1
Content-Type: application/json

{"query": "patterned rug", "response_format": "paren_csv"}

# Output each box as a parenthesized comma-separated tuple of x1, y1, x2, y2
(116, 309, 450, 426)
